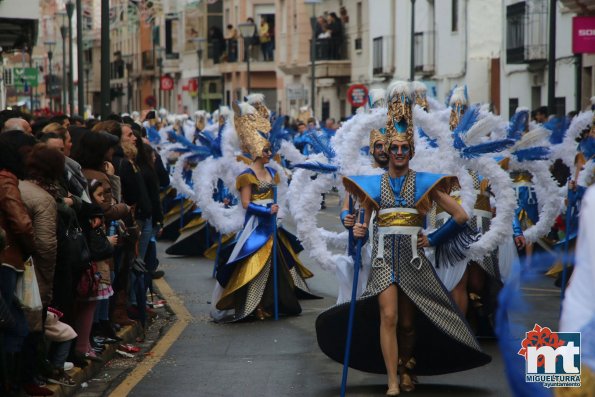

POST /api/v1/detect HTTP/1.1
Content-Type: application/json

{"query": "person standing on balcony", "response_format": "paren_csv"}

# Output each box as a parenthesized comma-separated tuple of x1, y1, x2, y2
(328, 12, 343, 60)
(208, 26, 225, 64)
(259, 17, 273, 61)
(225, 24, 239, 62)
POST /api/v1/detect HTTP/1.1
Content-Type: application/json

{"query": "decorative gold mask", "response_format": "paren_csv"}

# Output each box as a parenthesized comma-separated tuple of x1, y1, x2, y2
(385, 93, 415, 158)
(369, 129, 385, 154)
(449, 102, 467, 131)
(235, 110, 272, 160)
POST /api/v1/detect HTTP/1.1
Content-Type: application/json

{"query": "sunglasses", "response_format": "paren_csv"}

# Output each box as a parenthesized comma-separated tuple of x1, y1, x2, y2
(388, 144, 410, 156)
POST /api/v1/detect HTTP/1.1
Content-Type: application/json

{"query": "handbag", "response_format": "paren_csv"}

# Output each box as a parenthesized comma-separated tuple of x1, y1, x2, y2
(57, 206, 91, 273)
(76, 261, 99, 299)
(0, 293, 16, 329)
(15, 257, 43, 311)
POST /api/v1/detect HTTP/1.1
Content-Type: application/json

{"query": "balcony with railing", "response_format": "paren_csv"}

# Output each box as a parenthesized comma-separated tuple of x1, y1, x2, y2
(414, 31, 435, 75)
(308, 37, 350, 79)
(372, 35, 395, 77)
(506, 1, 547, 64)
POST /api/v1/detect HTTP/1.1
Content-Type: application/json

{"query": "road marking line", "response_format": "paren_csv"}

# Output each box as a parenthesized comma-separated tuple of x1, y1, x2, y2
(521, 287, 560, 292)
(109, 276, 192, 397)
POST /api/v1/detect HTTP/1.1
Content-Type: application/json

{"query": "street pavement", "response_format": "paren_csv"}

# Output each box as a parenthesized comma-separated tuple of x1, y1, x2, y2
(125, 192, 561, 397)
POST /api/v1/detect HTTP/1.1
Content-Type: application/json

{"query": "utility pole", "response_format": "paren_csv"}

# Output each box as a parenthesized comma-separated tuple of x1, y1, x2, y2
(547, 0, 556, 115)
(410, 0, 416, 81)
(100, 0, 110, 118)
(66, 1, 75, 115)
(76, 0, 85, 117)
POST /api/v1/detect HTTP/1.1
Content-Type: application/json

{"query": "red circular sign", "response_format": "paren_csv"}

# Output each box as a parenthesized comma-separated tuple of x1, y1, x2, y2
(160, 75, 174, 91)
(347, 84, 369, 108)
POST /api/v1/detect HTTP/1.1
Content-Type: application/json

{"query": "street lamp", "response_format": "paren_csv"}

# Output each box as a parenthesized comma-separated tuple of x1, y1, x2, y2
(156, 47, 164, 108)
(192, 37, 206, 111)
(76, 0, 85, 117)
(83, 63, 90, 114)
(58, 10, 68, 113)
(66, 1, 75, 115)
(122, 54, 133, 112)
(238, 22, 257, 96)
(44, 41, 56, 112)
(305, 0, 321, 115)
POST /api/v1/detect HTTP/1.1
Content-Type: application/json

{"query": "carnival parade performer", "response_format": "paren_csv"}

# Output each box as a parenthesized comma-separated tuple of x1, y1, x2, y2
(210, 100, 318, 323)
(315, 82, 490, 395)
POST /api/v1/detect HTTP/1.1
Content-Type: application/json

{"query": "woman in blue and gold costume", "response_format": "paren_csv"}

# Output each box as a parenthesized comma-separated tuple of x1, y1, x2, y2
(210, 101, 318, 323)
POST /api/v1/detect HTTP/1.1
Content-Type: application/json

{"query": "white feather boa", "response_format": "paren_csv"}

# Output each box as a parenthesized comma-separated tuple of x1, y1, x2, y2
(413, 106, 515, 259)
(192, 156, 245, 234)
(278, 140, 306, 164)
(330, 108, 386, 177)
(170, 152, 196, 199)
(508, 158, 564, 243)
(288, 167, 347, 271)
(551, 111, 592, 171)
(192, 118, 291, 233)
(466, 157, 516, 259)
(577, 159, 595, 188)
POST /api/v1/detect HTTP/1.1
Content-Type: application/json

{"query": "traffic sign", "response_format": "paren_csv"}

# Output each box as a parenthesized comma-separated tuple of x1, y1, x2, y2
(160, 75, 174, 91)
(13, 67, 38, 88)
(347, 84, 368, 108)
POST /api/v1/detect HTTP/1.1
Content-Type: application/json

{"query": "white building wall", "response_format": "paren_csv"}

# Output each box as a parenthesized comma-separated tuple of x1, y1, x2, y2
(501, 2, 577, 118)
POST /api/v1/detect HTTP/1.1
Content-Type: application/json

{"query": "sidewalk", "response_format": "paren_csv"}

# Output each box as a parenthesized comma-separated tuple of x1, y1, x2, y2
(39, 294, 174, 397)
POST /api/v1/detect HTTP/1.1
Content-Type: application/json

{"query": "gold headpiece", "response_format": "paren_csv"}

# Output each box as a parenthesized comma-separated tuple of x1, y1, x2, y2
(194, 111, 207, 131)
(449, 86, 468, 131)
(245, 93, 271, 121)
(297, 106, 313, 124)
(233, 102, 271, 160)
(369, 129, 385, 154)
(411, 81, 429, 112)
(384, 81, 415, 158)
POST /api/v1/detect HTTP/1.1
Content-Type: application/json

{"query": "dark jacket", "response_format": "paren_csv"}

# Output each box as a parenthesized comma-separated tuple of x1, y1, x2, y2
(119, 160, 152, 220)
(140, 163, 163, 226)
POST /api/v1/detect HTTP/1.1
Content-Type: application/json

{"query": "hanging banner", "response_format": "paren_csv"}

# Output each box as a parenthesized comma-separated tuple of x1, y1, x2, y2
(573, 16, 595, 54)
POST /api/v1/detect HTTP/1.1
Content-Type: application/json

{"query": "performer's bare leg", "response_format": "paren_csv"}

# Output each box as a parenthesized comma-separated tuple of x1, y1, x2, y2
(398, 289, 416, 392)
(450, 267, 469, 315)
(524, 242, 534, 267)
(378, 284, 399, 394)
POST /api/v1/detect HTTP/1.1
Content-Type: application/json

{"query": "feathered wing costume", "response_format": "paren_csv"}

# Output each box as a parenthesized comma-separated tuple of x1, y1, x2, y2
(316, 81, 491, 376)
(210, 100, 319, 323)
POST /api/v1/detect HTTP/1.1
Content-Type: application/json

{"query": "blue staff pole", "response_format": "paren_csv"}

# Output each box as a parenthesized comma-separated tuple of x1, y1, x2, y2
(340, 207, 365, 397)
(272, 186, 279, 320)
(213, 231, 222, 279)
(561, 182, 573, 301)
(347, 196, 354, 257)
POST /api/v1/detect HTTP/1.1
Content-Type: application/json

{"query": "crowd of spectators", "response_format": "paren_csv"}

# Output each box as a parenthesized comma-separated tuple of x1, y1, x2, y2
(0, 110, 169, 396)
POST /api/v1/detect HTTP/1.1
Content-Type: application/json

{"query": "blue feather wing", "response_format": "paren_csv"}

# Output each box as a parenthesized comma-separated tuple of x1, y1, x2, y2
(544, 116, 570, 145)
(512, 147, 550, 162)
(292, 161, 338, 174)
(307, 131, 336, 159)
(453, 105, 479, 136)
(269, 115, 288, 154)
(460, 138, 516, 159)
(507, 111, 529, 141)
(418, 128, 439, 148)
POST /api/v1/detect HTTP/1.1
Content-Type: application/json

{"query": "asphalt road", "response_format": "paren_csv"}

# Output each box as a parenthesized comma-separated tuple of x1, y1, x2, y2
(126, 192, 561, 397)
